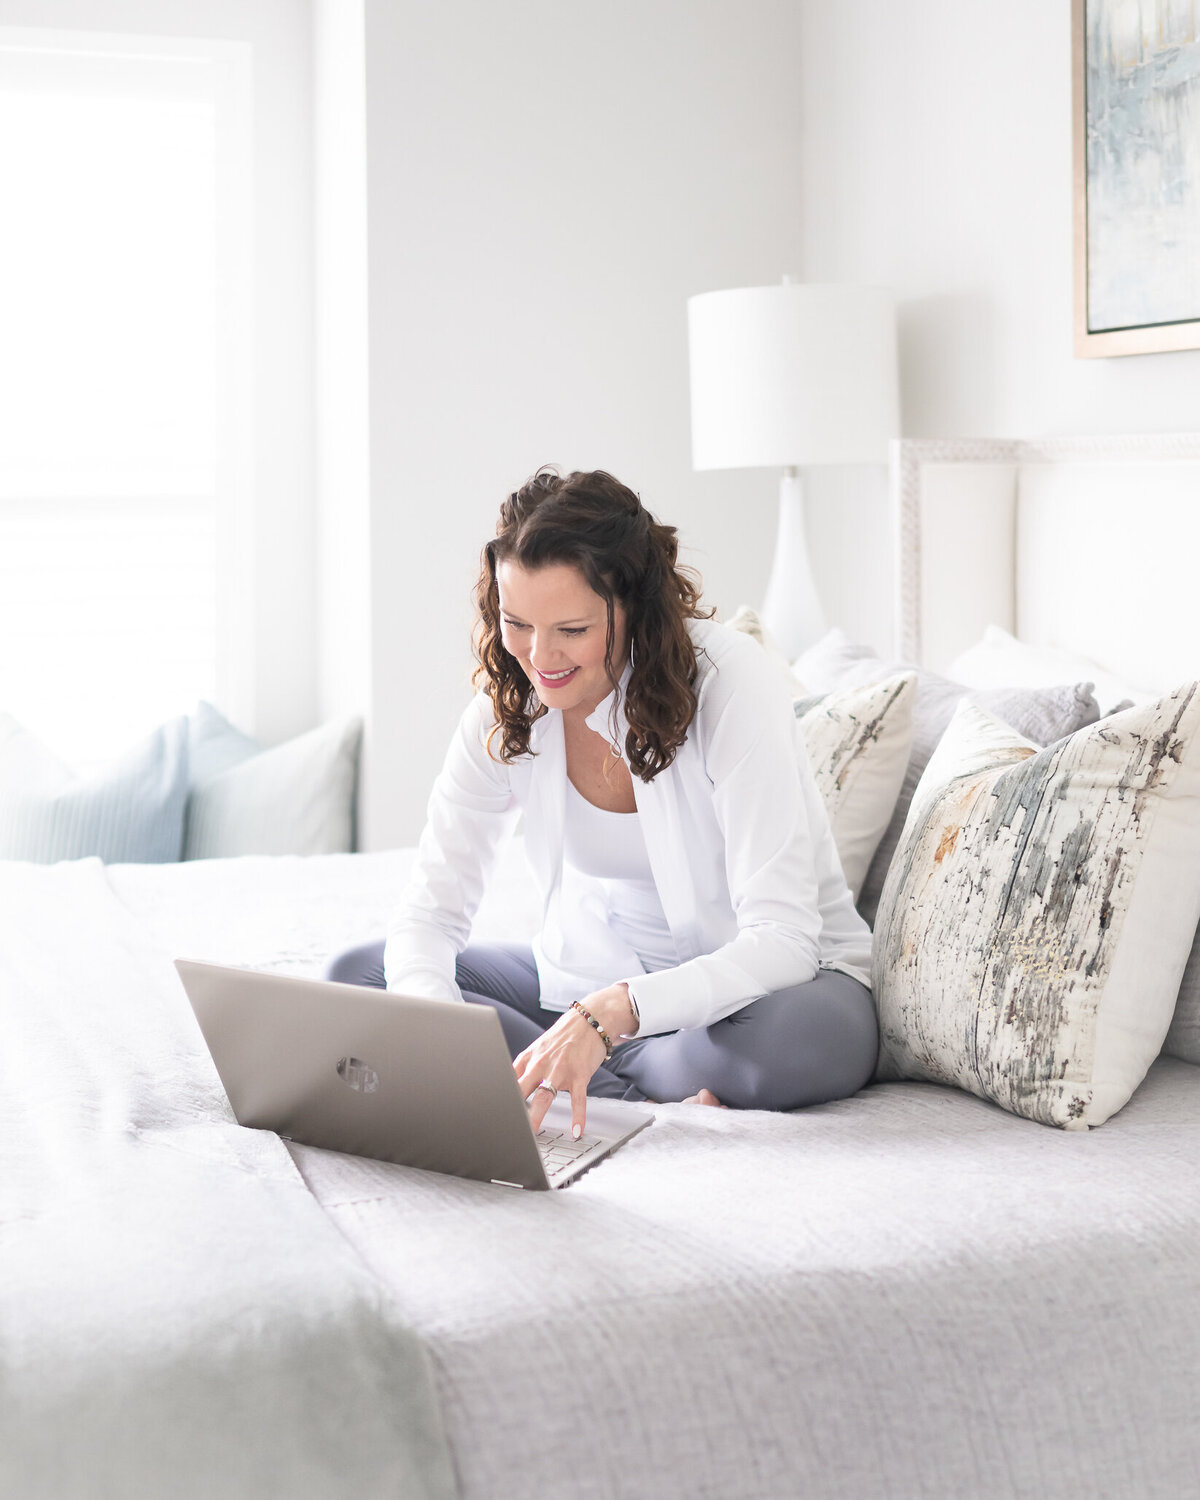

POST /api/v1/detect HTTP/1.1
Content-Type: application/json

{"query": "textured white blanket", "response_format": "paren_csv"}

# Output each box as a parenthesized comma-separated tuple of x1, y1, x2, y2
(1, 858, 456, 1500)
(97, 847, 1200, 1500)
(295, 1059, 1200, 1500)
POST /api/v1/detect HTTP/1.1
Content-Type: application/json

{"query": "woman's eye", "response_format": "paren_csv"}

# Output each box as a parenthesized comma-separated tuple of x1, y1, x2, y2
(560, 627, 587, 637)
(501, 619, 529, 631)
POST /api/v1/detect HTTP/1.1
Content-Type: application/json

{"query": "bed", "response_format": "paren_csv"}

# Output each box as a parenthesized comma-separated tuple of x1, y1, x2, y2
(6, 434, 1200, 1500)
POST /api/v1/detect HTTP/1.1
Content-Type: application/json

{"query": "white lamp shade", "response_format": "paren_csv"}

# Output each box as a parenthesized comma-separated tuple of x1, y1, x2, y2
(687, 283, 900, 469)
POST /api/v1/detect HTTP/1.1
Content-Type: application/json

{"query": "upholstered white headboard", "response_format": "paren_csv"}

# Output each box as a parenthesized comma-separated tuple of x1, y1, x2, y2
(890, 435, 1200, 691)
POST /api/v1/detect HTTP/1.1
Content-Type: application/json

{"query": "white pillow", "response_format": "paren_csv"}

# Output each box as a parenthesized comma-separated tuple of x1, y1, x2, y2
(947, 624, 1155, 718)
(872, 685, 1200, 1129)
(790, 626, 884, 695)
(793, 673, 917, 901)
(185, 707, 362, 859)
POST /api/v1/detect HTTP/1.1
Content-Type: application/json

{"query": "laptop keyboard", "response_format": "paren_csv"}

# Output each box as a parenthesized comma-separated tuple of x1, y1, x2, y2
(535, 1126, 603, 1180)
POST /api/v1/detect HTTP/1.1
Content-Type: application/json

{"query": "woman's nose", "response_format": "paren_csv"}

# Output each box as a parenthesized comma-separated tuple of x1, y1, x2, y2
(529, 634, 560, 668)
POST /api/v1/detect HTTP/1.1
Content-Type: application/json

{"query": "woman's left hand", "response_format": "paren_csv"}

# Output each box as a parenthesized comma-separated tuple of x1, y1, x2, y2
(515, 982, 633, 1139)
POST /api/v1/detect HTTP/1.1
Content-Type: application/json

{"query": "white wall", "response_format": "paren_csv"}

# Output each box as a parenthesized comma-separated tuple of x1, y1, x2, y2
(797, 0, 1200, 654)
(355, 0, 808, 846)
(312, 1, 370, 719)
(19, 1, 1193, 840)
(312, 0, 375, 852)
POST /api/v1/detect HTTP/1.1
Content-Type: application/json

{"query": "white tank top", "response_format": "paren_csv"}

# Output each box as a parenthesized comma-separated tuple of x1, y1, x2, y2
(561, 779, 678, 973)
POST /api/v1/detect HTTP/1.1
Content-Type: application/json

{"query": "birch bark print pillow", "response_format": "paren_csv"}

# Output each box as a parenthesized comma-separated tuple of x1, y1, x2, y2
(871, 684, 1200, 1129)
(727, 610, 918, 900)
(793, 673, 917, 901)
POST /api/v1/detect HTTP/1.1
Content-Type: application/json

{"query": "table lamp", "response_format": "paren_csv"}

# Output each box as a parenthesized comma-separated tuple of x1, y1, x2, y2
(687, 278, 900, 658)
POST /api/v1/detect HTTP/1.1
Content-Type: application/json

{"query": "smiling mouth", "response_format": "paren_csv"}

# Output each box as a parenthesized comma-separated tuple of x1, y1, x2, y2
(535, 666, 579, 686)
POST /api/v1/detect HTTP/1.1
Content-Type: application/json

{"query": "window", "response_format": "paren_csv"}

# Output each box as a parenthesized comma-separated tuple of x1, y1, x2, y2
(0, 30, 251, 770)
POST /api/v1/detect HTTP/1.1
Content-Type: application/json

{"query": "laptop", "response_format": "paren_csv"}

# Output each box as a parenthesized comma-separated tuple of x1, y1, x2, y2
(174, 958, 654, 1190)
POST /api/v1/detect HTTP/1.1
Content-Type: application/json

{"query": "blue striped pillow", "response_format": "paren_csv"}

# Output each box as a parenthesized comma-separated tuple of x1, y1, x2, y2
(0, 714, 189, 864)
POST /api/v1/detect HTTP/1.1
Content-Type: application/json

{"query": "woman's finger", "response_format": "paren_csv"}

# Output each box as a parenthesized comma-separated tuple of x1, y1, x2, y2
(527, 1078, 557, 1133)
(515, 1053, 547, 1099)
(512, 1012, 607, 1135)
(513, 1047, 543, 1092)
(517, 1068, 541, 1103)
(568, 1079, 588, 1141)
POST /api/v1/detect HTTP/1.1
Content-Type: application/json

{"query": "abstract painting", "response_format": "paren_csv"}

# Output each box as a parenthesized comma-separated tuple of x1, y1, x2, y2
(1073, 0, 1200, 355)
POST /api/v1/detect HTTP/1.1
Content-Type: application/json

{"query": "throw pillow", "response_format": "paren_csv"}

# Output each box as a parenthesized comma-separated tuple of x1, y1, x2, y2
(185, 704, 362, 859)
(792, 626, 882, 694)
(728, 614, 917, 900)
(947, 624, 1156, 718)
(872, 686, 1200, 1129)
(1163, 931, 1200, 1066)
(0, 713, 189, 863)
(792, 674, 917, 901)
(792, 633, 1102, 926)
(189, 699, 262, 785)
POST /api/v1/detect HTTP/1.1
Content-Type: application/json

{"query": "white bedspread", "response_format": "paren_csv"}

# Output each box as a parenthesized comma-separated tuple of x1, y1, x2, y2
(103, 848, 1200, 1499)
(1, 857, 457, 1500)
(9, 847, 1200, 1499)
(292, 1060, 1200, 1500)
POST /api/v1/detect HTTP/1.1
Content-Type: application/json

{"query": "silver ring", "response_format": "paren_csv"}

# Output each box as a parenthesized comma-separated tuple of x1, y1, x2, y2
(536, 1079, 558, 1096)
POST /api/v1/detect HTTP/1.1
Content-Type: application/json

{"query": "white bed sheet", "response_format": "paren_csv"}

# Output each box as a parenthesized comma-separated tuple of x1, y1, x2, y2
(104, 842, 541, 979)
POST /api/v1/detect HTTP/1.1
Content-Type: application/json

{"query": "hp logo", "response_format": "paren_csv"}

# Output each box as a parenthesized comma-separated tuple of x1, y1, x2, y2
(336, 1056, 379, 1093)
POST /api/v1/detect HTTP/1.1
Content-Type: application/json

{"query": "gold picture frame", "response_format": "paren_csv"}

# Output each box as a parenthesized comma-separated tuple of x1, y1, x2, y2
(1073, 0, 1200, 358)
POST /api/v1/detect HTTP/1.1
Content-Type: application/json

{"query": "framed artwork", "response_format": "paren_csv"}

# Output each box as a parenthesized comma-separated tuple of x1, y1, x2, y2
(1073, 0, 1200, 357)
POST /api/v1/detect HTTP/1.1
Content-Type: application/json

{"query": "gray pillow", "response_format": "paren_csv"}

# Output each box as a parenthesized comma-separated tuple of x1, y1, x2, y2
(796, 639, 1101, 927)
(1163, 930, 1200, 1066)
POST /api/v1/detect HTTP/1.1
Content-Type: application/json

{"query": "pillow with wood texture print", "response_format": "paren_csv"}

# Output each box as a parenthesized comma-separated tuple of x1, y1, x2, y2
(871, 687, 1200, 1128)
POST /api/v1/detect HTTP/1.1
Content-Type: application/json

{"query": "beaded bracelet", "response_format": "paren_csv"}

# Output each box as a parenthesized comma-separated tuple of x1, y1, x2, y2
(570, 1000, 614, 1060)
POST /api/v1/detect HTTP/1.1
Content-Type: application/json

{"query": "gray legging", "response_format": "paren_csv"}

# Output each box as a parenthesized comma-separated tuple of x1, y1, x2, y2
(324, 940, 878, 1112)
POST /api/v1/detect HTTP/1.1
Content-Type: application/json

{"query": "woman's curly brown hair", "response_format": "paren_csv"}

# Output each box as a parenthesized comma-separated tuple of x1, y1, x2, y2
(474, 466, 712, 781)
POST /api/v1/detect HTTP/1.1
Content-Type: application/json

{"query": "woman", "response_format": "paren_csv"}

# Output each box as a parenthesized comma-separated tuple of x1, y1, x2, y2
(326, 467, 877, 1141)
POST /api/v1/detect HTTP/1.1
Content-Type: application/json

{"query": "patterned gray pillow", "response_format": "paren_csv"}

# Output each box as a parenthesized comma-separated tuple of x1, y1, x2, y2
(793, 638, 1101, 926)
(1163, 933, 1200, 1065)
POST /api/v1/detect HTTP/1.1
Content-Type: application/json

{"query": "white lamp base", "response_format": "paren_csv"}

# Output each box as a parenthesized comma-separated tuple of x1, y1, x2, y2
(760, 468, 826, 660)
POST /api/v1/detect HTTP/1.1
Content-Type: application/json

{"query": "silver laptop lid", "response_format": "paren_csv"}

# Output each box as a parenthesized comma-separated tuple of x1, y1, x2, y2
(174, 959, 652, 1190)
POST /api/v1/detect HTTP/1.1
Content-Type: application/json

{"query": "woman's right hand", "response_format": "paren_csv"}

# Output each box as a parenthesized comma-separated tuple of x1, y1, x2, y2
(513, 1006, 609, 1139)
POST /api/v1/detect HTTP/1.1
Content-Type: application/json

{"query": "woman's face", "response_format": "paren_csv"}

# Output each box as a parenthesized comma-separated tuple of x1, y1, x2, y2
(496, 559, 628, 719)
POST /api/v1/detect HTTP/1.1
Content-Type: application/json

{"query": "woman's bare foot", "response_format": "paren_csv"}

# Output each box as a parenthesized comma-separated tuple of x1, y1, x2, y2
(683, 1088, 728, 1108)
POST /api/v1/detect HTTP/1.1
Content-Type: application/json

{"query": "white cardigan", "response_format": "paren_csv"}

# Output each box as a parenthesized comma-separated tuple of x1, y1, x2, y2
(384, 619, 873, 1036)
